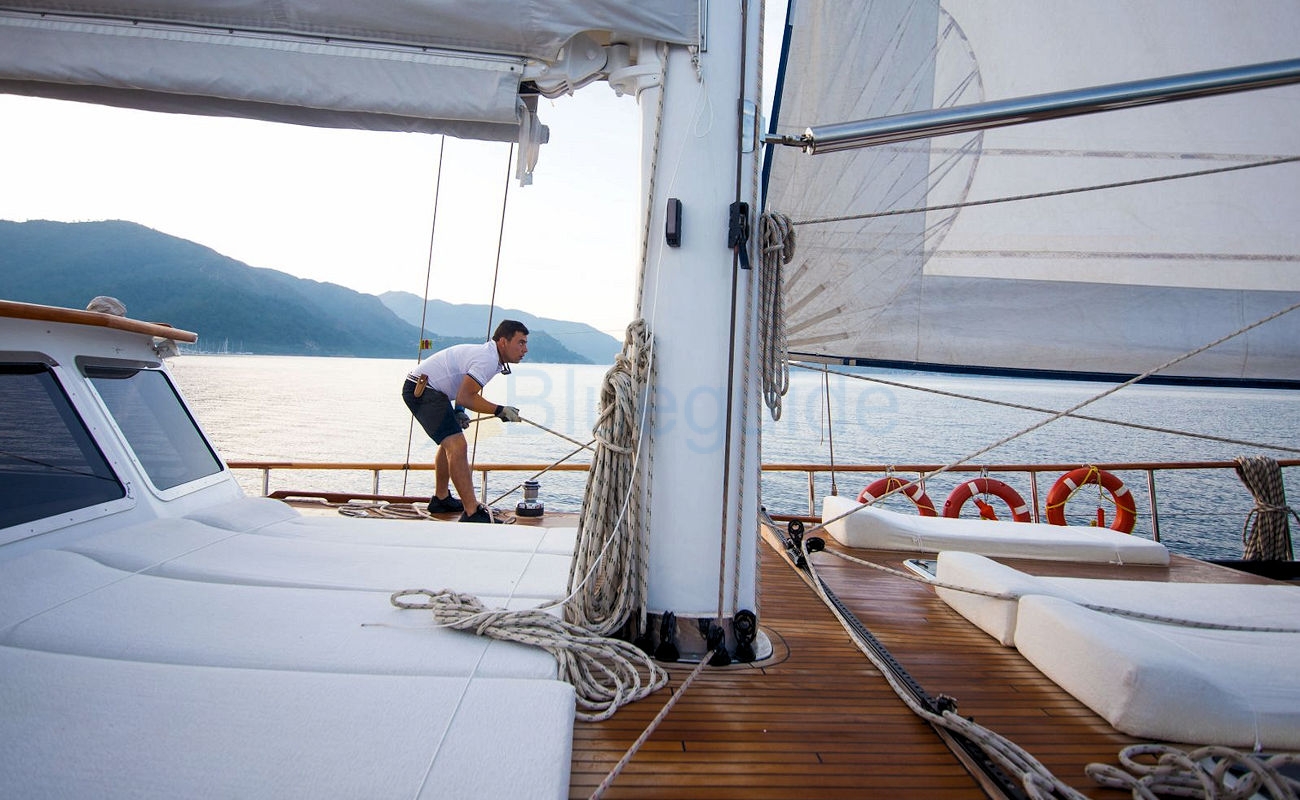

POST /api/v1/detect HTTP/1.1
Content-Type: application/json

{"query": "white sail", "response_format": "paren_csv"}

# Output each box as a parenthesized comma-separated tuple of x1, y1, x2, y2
(0, 1, 697, 140)
(765, 0, 1300, 384)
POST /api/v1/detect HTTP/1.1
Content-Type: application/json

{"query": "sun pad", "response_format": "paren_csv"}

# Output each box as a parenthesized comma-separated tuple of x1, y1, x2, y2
(822, 495, 1168, 564)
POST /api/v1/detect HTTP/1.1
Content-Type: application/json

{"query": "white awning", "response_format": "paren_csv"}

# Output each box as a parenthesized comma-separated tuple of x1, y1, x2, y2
(0, 1, 698, 139)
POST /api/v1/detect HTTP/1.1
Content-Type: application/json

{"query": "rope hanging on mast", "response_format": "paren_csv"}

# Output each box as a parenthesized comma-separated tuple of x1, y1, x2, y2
(758, 211, 793, 420)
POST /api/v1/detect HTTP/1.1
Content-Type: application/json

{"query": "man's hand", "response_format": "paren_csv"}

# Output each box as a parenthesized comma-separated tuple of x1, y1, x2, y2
(494, 405, 521, 423)
(454, 408, 471, 429)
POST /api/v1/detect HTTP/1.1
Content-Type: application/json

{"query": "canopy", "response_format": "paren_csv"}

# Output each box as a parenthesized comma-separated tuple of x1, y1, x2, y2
(0, 1, 698, 139)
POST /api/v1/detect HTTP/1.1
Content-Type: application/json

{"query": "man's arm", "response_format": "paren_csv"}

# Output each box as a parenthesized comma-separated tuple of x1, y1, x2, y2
(453, 375, 519, 421)
(454, 375, 494, 414)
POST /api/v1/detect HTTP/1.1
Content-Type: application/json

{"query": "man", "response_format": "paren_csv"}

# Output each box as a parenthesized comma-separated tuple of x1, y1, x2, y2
(402, 320, 527, 523)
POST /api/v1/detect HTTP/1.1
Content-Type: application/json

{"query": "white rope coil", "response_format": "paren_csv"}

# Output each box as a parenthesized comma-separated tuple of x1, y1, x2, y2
(567, 320, 654, 638)
(1086, 744, 1300, 800)
(391, 589, 667, 723)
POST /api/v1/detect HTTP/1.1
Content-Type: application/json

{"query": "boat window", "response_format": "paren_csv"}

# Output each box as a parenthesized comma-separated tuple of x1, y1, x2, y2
(0, 363, 126, 530)
(84, 365, 222, 491)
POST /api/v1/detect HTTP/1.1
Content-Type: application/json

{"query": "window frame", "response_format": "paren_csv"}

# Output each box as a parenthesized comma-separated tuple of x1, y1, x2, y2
(0, 356, 134, 544)
(78, 356, 229, 501)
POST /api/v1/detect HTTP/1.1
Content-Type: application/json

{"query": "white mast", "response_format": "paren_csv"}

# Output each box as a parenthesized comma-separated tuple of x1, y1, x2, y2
(620, 1, 765, 659)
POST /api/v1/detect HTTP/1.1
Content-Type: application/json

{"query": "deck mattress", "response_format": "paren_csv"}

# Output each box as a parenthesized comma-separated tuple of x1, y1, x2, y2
(822, 495, 1169, 564)
(935, 551, 1300, 749)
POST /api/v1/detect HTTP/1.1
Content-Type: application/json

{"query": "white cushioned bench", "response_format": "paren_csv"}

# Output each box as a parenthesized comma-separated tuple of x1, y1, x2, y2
(822, 494, 1169, 565)
(934, 551, 1300, 749)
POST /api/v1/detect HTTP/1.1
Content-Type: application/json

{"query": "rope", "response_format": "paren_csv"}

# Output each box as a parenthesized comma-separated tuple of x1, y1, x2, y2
(758, 211, 794, 421)
(469, 141, 516, 475)
(402, 136, 448, 497)
(567, 320, 655, 637)
(1042, 464, 1115, 520)
(588, 653, 715, 799)
(792, 154, 1300, 227)
(338, 501, 423, 520)
(799, 539, 1090, 800)
(822, 540, 1300, 634)
(1086, 744, 1300, 800)
(390, 589, 666, 723)
(1236, 456, 1298, 561)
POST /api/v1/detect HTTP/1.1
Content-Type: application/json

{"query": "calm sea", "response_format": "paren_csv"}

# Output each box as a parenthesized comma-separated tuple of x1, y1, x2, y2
(168, 354, 1299, 560)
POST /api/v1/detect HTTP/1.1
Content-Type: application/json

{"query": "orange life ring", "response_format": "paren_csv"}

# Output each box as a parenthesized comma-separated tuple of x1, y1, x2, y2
(942, 478, 1032, 522)
(1045, 467, 1137, 533)
(858, 476, 937, 516)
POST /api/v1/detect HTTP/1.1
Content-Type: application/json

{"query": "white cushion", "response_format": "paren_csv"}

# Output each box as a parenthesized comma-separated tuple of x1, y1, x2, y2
(822, 494, 1169, 565)
(1015, 594, 1300, 749)
(66, 518, 571, 599)
(935, 550, 1300, 645)
(0, 549, 557, 678)
(0, 645, 574, 799)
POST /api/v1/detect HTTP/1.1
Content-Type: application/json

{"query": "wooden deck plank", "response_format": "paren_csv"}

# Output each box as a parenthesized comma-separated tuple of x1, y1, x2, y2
(568, 540, 989, 800)
(568, 514, 1282, 798)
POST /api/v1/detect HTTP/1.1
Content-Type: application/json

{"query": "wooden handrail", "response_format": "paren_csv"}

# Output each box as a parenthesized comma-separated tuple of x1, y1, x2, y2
(227, 459, 1299, 473)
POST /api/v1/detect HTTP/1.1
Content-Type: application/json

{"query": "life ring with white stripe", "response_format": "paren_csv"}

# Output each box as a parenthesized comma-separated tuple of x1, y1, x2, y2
(942, 478, 1032, 522)
(1045, 467, 1137, 533)
(857, 476, 938, 517)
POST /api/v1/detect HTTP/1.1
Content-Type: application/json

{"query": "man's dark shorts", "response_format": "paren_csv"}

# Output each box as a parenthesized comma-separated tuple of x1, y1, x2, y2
(402, 379, 462, 444)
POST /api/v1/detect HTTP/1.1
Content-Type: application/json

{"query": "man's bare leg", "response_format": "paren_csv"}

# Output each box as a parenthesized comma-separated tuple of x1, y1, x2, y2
(439, 433, 480, 516)
(434, 444, 451, 498)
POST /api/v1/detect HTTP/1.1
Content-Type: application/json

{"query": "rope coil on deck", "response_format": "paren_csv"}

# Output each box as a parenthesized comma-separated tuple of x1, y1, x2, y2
(1086, 744, 1300, 800)
(391, 589, 665, 723)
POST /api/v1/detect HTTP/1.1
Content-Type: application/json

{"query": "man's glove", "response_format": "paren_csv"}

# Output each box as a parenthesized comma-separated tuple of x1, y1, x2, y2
(454, 406, 471, 429)
(494, 405, 521, 423)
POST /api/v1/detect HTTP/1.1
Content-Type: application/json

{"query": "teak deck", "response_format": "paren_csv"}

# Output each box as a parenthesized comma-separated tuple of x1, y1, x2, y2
(568, 528, 1277, 800)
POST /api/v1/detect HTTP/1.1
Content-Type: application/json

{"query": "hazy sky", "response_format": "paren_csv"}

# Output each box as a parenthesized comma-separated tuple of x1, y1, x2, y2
(0, 87, 645, 337)
(0, 8, 785, 339)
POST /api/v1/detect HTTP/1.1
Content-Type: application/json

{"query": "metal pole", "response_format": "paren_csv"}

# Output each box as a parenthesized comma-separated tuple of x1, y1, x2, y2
(770, 58, 1300, 154)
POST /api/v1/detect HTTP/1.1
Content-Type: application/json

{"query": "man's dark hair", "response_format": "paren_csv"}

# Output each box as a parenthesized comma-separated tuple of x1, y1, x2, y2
(492, 319, 529, 341)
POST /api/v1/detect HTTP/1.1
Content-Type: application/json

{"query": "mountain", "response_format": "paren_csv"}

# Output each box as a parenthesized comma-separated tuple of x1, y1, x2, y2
(0, 219, 594, 363)
(380, 293, 621, 365)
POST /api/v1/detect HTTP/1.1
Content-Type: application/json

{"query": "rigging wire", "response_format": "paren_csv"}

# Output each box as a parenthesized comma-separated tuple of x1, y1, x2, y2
(791, 361, 1300, 456)
(822, 365, 838, 497)
(792, 154, 1300, 226)
(401, 135, 448, 497)
(468, 141, 516, 478)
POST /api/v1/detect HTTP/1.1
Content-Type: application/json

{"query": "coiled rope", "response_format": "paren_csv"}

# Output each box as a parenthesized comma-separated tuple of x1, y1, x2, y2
(758, 211, 794, 421)
(567, 320, 655, 638)
(1236, 455, 1297, 561)
(390, 589, 662, 723)
(1086, 744, 1300, 800)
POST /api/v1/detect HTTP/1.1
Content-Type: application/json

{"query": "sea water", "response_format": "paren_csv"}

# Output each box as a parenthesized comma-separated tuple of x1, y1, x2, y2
(168, 354, 1299, 560)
